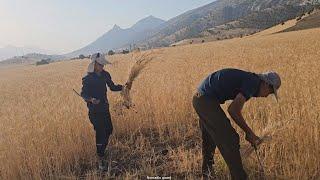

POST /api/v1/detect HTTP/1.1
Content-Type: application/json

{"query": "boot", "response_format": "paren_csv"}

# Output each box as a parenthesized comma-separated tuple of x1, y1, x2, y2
(202, 158, 216, 179)
(98, 155, 108, 172)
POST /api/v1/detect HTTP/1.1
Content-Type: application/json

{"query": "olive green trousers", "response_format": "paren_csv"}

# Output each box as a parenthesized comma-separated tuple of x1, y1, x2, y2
(193, 92, 247, 180)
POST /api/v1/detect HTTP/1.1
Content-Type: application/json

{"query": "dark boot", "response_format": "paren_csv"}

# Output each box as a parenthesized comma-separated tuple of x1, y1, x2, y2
(97, 155, 108, 172)
(202, 157, 215, 179)
(96, 144, 108, 172)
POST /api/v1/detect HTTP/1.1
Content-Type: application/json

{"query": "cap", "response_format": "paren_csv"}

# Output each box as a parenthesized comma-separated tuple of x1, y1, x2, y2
(258, 71, 281, 102)
(87, 53, 108, 72)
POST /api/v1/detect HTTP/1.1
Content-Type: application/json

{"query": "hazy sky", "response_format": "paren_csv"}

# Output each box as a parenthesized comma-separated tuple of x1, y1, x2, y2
(0, 0, 214, 54)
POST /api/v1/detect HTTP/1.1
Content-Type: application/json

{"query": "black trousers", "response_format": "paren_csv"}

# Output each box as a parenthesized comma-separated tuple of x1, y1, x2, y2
(193, 93, 247, 180)
(88, 109, 113, 157)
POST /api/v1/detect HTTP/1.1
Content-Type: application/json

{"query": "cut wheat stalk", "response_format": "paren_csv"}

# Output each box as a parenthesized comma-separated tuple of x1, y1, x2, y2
(120, 51, 158, 109)
(241, 119, 292, 158)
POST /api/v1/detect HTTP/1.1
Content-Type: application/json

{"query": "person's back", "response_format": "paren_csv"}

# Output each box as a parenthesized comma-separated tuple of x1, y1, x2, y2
(198, 68, 261, 104)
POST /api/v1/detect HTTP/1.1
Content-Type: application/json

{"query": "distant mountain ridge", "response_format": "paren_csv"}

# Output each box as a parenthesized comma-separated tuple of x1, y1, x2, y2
(0, 45, 56, 61)
(2, 0, 318, 65)
(140, 0, 316, 47)
(131, 15, 166, 32)
(66, 0, 318, 56)
(0, 53, 66, 65)
(66, 16, 166, 57)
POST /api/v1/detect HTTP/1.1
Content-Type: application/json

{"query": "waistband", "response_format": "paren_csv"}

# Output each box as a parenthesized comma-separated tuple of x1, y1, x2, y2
(195, 91, 215, 99)
(194, 91, 205, 98)
(194, 91, 220, 102)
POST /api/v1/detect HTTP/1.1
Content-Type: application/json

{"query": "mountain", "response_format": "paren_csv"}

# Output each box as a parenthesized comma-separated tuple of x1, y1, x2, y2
(131, 15, 166, 32)
(139, 0, 316, 47)
(0, 45, 56, 61)
(66, 16, 165, 57)
(66, 0, 318, 56)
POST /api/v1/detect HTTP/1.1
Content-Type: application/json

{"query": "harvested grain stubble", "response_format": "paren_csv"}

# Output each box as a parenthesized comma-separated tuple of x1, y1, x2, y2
(121, 51, 159, 109)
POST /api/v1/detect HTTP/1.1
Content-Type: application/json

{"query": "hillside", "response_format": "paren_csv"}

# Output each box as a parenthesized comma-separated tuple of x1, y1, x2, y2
(170, 7, 320, 47)
(1, 25, 319, 179)
(281, 10, 320, 32)
(140, 0, 315, 47)
(204, 3, 314, 39)
(64, 0, 317, 57)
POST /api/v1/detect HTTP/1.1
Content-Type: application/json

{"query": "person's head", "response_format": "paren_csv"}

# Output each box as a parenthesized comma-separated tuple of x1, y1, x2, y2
(257, 71, 281, 101)
(87, 53, 108, 73)
(94, 61, 104, 73)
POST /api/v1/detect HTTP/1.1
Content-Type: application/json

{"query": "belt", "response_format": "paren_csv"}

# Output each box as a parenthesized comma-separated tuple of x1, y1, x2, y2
(195, 91, 220, 103)
(195, 91, 205, 98)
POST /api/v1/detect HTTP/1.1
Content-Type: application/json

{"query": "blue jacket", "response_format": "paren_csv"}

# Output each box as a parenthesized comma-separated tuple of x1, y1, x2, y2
(81, 70, 123, 112)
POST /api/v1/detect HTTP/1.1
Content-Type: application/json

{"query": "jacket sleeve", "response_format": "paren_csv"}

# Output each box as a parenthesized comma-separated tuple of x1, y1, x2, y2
(81, 75, 92, 102)
(104, 71, 123, 92)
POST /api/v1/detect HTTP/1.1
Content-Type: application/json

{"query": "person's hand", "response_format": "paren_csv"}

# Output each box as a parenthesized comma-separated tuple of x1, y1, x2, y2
(245, 132, 261, 149)
(125, 82, 132, 90)
(90, 98, 100, 105)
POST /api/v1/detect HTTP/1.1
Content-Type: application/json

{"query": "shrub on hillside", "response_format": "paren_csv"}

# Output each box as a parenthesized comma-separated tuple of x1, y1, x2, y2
(122, 49, 130, 54)
(307, 8, 314, 14)
(36, 59, 50, 66)
(79, 54, 86, 59)
(108, 50, 115, 56)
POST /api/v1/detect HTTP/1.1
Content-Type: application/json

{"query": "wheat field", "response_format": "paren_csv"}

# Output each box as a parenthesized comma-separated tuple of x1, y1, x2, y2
(0, 26, 319, 179)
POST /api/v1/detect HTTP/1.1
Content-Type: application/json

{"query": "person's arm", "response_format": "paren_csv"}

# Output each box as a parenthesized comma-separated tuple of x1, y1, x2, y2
(104, 71, 123, 91)
(228, 93, 260, 146)
(81, 76, 92, 102)
(81, 76, 100, 104)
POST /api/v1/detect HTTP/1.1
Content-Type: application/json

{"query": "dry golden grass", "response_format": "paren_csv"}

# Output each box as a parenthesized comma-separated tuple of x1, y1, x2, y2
(0, 27, 320, 179)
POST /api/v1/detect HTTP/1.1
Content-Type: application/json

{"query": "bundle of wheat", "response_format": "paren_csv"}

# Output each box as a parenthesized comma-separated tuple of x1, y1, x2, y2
(241, 119, 292, 158)
(241, 135, 272, 158)
(121, 51, 158, 109)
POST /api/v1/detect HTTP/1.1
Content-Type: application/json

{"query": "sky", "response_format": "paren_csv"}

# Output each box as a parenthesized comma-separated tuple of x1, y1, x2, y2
(0, 0, 214, 54)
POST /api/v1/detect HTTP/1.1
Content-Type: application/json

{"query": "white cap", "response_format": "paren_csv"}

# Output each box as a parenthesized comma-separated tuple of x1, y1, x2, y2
(87, 53, 108, 72)
(258, 71, 281, 102)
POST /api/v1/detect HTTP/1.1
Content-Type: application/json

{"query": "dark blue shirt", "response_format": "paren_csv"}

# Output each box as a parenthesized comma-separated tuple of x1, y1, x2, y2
(198, 68, 261, 104)
(81, 70, 123, 112)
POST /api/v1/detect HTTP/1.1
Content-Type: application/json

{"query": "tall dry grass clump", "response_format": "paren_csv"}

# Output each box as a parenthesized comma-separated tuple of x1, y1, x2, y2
(0, 27, 320, 179)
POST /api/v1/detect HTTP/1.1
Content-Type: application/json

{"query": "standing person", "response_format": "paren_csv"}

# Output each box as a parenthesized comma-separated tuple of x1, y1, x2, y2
(81, 53, 131, 171)
(193, 68, 281, 179)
